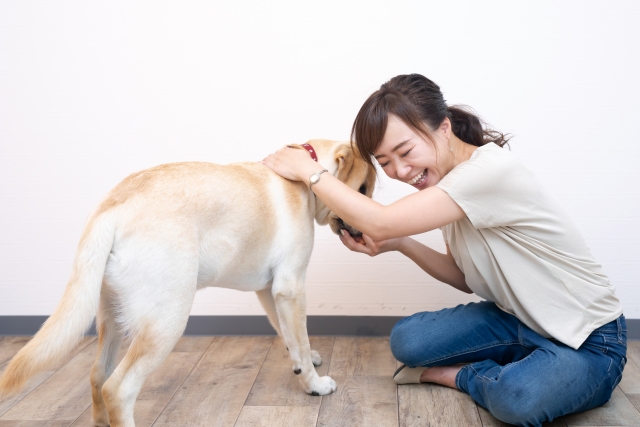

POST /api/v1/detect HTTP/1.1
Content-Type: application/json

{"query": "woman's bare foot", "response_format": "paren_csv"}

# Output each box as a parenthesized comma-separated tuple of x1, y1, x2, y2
(419, 365, 466, 389)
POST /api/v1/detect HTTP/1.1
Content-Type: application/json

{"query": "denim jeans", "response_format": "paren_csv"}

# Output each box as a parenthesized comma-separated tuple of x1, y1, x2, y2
(389, 301, 627, 427)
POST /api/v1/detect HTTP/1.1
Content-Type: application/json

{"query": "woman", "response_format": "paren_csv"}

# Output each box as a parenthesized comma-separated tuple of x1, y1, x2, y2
(261, 74, 626, 427)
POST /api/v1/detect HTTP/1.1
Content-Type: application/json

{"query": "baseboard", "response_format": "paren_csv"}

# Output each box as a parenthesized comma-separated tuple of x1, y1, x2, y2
(1, 316, 639, 339)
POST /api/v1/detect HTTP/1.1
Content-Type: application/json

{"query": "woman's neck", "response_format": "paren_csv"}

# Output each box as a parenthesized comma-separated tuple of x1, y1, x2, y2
(450, 134, 478, 168)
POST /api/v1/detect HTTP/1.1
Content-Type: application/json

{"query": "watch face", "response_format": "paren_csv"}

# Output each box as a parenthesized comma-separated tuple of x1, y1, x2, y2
(310, 174, 319, 184)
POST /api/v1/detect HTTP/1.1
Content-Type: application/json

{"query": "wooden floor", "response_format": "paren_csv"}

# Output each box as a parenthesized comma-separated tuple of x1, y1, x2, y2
(0, 336, 638, 427)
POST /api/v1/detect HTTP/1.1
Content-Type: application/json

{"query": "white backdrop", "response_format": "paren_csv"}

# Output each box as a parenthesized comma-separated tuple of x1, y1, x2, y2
(1, 1, 638, 319)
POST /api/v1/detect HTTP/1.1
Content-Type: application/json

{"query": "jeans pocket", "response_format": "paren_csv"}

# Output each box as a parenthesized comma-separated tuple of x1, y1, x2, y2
(583, 332, 608, 354)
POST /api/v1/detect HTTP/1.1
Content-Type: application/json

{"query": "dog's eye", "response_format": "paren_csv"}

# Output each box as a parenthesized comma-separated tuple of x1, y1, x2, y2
(358, 184, 367, 195)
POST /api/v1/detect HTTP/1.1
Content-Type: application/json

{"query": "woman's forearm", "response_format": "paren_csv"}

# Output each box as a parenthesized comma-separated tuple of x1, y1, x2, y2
(261, 147, 466, 241)
(397, 238, 471, 293)
(309, 171, 465, 241)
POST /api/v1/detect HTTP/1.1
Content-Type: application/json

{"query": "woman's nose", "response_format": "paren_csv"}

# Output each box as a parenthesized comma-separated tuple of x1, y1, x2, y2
(396, 162, 412, 180)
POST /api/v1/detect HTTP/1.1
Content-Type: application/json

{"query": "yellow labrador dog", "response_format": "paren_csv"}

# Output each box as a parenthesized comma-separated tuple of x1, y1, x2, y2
(0, 139, 376, 427)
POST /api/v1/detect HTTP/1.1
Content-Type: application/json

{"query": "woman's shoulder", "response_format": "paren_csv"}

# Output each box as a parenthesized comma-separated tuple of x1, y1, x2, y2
(439, 142, 525, 191)
(471, 142, 520, 165)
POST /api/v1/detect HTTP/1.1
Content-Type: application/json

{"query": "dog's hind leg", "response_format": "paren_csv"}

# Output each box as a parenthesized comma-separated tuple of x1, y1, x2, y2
(256, 287, 282, 336)
(272, 273, 336, 396)
(256, 287, 322, 367)
(90, 293, 123, 427)
(100, 285, 196, 427)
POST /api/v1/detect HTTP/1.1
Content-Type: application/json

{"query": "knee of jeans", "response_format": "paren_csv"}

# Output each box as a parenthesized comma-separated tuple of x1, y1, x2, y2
(487, 381, 549, 426)
(389, 320, 423, 366)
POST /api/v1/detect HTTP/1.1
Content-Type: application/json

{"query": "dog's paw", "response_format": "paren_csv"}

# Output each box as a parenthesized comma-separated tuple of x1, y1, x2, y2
(307, 375, 337, 396)
(311, 350, 322, 366)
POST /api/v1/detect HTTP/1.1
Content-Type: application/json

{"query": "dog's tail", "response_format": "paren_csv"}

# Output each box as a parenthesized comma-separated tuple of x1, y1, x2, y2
(0, 209, 116, 397)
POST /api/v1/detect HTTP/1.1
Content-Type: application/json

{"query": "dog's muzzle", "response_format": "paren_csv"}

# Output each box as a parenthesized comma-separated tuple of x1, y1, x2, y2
(337, 218, 363, 237)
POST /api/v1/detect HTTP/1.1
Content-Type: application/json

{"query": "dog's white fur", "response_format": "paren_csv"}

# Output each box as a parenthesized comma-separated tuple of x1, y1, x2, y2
(0, 140, 376, 427)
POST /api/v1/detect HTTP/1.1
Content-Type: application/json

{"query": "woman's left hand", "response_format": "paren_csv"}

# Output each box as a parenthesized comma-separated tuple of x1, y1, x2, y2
(340, 230, 405, 257)
(261, 146, 321, 182)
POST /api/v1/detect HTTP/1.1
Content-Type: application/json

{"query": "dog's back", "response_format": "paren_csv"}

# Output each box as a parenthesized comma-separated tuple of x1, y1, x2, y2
(99, 161, 314, 294)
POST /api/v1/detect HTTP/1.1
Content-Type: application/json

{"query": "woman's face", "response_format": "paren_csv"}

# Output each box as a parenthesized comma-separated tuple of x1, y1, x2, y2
(373, 115, 451, 190)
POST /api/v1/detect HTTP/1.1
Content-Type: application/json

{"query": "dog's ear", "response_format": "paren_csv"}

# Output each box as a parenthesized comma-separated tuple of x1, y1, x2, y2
(334, 144, 355, 182)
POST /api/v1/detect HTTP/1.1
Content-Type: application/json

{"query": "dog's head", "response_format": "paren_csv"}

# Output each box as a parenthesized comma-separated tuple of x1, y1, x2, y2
(294, 139, 376, 237)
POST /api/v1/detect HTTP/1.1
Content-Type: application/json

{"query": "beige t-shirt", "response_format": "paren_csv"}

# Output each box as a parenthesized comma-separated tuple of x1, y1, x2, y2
(436, 143, 622, 349)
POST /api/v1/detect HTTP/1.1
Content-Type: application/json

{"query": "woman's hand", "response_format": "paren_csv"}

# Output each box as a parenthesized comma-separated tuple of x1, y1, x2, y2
(339, 230, 405, 257)
(261, 146, 322, 182)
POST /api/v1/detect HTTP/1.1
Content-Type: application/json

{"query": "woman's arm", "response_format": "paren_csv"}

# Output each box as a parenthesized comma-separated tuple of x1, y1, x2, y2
(397, 240, 471, 293)
(262, 147, 466, 240)
(340, 232, 471, 293)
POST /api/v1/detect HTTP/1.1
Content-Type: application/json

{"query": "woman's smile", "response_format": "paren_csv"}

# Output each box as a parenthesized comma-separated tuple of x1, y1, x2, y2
(407, 169, 428, 187)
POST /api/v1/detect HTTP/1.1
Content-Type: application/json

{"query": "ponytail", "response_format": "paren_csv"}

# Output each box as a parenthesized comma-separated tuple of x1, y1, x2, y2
(447, 105, 511, 148)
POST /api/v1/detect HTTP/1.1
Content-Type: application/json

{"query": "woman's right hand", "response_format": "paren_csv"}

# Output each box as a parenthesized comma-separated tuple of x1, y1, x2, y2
(339, 230, 405, 257)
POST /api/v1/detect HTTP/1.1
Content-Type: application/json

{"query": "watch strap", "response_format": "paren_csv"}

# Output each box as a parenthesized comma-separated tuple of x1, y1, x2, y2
(309, 169, 328, 186)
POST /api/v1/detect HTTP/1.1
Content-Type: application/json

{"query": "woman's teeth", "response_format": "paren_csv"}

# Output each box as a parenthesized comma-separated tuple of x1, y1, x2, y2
(408, 170, 427, 186)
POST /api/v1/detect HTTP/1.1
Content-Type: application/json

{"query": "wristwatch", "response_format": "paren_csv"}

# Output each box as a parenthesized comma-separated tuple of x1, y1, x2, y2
(309, 169, 328, 187)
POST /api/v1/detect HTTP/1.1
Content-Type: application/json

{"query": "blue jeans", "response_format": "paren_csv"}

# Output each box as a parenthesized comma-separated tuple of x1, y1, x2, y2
(390, 302, 627, 427)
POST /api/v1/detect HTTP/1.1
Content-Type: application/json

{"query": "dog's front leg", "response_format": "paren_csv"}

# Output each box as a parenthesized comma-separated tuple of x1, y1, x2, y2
(272, 280, 336, 396)
(257, 287, 323, 366)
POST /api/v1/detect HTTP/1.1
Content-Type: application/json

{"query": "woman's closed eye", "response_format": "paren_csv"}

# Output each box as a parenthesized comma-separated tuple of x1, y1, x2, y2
(378, 147, 413, 168)
(401, 148, 413, 157)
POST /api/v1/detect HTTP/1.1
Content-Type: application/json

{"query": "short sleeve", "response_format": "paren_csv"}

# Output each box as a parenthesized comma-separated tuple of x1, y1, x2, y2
(436, 144, 541, 229)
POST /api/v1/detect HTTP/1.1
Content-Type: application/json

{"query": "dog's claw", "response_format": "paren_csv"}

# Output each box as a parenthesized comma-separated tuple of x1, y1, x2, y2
(311, 350, 322, 366)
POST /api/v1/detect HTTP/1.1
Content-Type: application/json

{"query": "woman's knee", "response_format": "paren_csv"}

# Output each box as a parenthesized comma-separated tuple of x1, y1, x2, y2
(389, 312, 442, 366)
(389, 318, 417, 365)
(488, 376, 614, 426)
(483, 377, 555, 426)
(390, 305, 499, 367)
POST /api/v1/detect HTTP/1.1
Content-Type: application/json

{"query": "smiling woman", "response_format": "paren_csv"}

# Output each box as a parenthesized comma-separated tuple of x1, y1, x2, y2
(352, 74, 510, 172)
(261, 73, 626, 427)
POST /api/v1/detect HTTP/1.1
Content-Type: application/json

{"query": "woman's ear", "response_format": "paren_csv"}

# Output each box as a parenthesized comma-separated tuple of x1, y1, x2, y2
(440, 117, 452, 137)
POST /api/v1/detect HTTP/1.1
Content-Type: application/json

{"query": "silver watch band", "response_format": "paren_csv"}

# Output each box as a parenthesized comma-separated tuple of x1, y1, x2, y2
(309, 169, 328, 186)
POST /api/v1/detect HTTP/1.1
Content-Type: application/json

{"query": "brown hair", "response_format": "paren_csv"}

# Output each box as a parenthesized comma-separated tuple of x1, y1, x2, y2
(351, 74, 511, 167)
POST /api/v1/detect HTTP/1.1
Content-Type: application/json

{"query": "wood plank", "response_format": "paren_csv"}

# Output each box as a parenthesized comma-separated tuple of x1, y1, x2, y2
(234, 406, 319, 427)
(0, 421, 71, 426)
(398, 383, 481, 427)
(70, 337, 212, 427)
(316, 375, 397, 427)
(0, 338, 97, 421)
(245, 336, 334, 407)
(329, 337, 396, 377)
(476, 405, 567, 426)
(627, 341, 640, 365)
(624, 341, 640, 412)
(564, 387, 640, 426)
(171, 336, 214, 353)
(0, 337, 95, 418)
(0, 338, 32, 367)
(619, 345, 640, 414)
(152, 336, 273, 427)
(619, 353, 640, 395)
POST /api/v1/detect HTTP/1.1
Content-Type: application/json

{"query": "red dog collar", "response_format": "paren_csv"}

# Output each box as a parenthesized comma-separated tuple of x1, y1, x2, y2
(301, 143, 318, 162)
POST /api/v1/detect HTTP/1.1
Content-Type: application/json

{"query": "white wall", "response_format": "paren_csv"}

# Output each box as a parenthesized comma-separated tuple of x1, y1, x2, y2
(1, 1, 638, 319)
